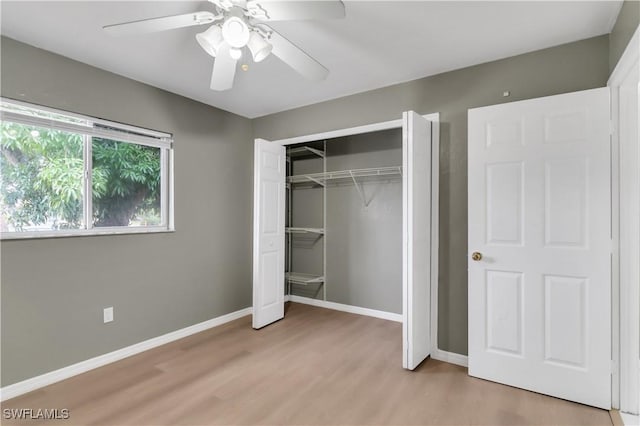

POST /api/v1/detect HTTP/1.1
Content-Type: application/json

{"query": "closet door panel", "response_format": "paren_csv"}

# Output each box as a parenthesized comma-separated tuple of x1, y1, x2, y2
(253, 139, 286, 329)
(402, 111, 433, 370)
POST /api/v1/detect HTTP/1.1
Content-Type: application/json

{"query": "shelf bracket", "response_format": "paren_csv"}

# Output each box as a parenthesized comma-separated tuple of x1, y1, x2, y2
(305, 146, 325, 158)
(349, 170, 369, 207)
(305, 175, 325, 187)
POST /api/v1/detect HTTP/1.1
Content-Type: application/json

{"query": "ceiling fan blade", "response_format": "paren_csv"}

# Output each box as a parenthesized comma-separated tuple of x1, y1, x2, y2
(247, 1, 345, 22)
(207, 0, 234, 11)
(210, 45, 238, 91)
(103, 11, 218, 36)
(268, 28, 329, 81)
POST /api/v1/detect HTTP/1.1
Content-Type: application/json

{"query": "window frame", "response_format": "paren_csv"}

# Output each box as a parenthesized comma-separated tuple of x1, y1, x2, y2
(0, 98, 174, 240)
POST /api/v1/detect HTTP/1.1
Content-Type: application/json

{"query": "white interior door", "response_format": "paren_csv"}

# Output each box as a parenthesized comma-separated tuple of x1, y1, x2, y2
(468, 88, 611, 409)
(402, 111, 433, 370)
(252, 138, 286, 329)
(617, 50, 640, 415)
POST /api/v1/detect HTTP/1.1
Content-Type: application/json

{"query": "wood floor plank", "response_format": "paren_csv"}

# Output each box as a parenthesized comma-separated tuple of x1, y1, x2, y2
(2, 303, 612, 426)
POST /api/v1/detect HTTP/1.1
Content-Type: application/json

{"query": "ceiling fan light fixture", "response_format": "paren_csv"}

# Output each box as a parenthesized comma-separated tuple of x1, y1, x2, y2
(196, 25, 224, 57)
(229, 47, 243, 60)
(222, 17, 250, 48)
(247, 32, 272, 63)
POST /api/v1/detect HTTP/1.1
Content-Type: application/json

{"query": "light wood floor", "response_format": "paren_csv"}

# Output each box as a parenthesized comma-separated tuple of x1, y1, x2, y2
(3, 303, 612, 425)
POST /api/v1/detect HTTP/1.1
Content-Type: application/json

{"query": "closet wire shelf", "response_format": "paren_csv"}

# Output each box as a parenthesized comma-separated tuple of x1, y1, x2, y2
(286, 227, 325, 235)
(287, 166, 402, 186)
(286, 146, 325, 159)
(288, 166, 402, 207)
(285, 272, 325, 285)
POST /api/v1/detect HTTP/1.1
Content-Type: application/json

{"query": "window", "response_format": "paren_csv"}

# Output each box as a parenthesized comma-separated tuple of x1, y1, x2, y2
(0, 99, 173, 238)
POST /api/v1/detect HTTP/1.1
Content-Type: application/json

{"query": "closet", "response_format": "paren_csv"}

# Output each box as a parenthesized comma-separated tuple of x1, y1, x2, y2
(285, 130, 404, 310)
(253, 111, 438, 370)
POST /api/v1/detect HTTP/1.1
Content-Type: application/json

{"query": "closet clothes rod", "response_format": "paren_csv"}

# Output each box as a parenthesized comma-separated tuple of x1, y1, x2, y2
(288, 166, 402, 207)
(287, 166, 402, 185)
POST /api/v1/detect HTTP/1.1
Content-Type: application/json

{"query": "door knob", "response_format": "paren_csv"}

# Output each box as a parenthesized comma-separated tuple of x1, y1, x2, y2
(471, 252, 483, 261)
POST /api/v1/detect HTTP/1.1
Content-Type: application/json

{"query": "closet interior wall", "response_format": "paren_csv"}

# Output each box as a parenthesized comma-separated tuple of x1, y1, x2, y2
(287, 128, 403, 314)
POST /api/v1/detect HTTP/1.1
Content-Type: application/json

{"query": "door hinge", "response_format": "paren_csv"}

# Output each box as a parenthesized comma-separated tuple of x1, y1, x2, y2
(611, 359, 618, 375)
(610, 119, 615, 136)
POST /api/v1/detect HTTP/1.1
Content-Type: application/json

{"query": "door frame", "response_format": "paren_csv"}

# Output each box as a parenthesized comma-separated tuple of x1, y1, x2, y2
(269, 113, 441, 360)
(608, 25, 640, 414)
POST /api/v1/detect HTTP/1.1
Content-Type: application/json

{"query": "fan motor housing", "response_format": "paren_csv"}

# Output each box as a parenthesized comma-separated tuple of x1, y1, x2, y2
(222, 16, 250, 48)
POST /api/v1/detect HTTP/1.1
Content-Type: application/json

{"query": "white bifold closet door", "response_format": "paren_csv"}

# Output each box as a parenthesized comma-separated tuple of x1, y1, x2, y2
(468, 88, 611, 409)
(402, 111, 433, 370)
(253, 112, 434, 372)
(252, 138, 286, 329)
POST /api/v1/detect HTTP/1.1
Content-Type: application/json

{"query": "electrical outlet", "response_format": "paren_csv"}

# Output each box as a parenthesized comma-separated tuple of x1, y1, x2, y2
(103, 307, 114, 323)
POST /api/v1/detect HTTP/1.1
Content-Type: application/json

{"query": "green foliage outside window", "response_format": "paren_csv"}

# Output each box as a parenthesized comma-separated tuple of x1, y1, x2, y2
(92, 138, 161, 227)
(0, 121, 161, 232)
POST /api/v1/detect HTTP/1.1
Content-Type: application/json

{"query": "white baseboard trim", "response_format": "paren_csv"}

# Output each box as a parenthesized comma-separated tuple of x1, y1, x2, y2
(431, 348, 469, 367)
(0, 307, 252, 402)
(621, 412, 640, 426)
(289, 295, 402, 322)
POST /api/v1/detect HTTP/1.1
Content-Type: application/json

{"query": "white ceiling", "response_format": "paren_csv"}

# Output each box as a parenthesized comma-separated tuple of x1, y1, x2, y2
(1, 1, 621, 118)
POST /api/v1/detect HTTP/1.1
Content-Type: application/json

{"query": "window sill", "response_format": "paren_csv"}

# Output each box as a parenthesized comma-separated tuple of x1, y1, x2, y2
(1, 227, 175, 241)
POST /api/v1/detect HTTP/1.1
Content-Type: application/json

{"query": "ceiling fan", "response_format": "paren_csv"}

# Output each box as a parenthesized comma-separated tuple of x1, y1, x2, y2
(103, 0, 345, 91)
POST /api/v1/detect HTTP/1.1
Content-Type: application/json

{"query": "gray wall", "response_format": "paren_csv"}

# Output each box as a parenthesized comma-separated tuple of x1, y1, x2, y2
(609, 0, 640, 73)
(254, 35, 610, 356)
(326, 130, 402, 313)
(0, 37, 254, 386)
